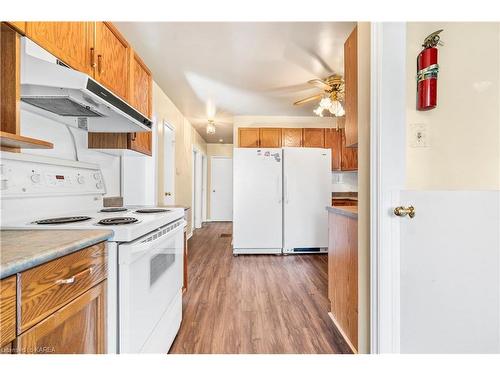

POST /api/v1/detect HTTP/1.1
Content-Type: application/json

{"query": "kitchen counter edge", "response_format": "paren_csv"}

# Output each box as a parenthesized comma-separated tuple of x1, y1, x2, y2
(0, 230, 113, 279)
(326, 206, 358, 219)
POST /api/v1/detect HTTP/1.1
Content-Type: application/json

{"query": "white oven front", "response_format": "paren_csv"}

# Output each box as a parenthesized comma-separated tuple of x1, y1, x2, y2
(117, 219, 185, 353)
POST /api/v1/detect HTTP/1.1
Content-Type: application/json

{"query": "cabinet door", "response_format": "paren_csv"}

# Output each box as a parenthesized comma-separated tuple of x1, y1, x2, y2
(340, 129, 358, 171)
(16, 281, 106, 354)
(95, 22, 130, 101)
(281, 128, 303, 147)
(344, 26, 358, 147)
(128, 51, 152, 156)
(129, 51, 152, 117)
(0, 276, 16, 348)
(238, 128, 260, 148)
(324, 128, 342, 171)
(128, 132, 152, 156)
(25, 22, 94, 75)
(302, 128, 325, 147)
(259, 128, 282, 148)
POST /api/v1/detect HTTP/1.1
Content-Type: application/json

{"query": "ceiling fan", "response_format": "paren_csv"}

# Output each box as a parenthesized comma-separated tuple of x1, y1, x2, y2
(293, 74, 345, 117)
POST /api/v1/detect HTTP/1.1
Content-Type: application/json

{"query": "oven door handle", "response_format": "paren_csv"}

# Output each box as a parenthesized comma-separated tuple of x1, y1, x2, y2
(124, 224, 185, 258)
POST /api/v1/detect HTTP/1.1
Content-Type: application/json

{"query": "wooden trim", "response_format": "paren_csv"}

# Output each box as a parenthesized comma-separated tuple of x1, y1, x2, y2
(0, 131, 53, 150)
(328, 312, 358, 354)
(4, 22, 26, 35)
(1, 24, 20, 136)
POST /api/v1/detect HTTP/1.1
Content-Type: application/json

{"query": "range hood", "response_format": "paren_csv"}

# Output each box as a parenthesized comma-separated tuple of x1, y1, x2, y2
(20, 38, 152, 133)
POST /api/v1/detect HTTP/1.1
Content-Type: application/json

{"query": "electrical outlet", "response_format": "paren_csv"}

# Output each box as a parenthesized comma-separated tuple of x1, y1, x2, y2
(410, 123, 429, 148)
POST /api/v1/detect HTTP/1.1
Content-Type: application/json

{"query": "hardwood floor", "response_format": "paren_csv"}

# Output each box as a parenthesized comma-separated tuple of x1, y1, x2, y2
(169, 222, 351, 354)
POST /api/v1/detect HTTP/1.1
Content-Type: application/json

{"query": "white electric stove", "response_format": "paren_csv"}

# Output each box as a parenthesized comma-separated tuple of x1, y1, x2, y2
(0, 152, 185, 353)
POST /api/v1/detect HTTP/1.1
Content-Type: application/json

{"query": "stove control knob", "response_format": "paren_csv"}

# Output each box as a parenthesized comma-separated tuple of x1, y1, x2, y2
(96, 182, 103, 189)
(77, 176, 85, 184)
(30, 173, 41, 183)
(93, 172, 101, 181)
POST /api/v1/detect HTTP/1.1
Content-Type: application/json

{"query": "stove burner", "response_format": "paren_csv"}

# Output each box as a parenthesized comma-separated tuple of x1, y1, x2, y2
(34, 216, 92, 225)
(100, 207, 128, 213)
(98, 217, 138, 225)
(135, 208, 170, 214)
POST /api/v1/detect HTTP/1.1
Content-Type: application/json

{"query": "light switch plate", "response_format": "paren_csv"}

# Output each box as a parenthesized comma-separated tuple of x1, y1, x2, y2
(409, 123, 429, 147)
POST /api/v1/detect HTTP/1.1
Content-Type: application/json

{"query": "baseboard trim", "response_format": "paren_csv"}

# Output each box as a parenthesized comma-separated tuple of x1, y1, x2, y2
(328, 312, 358, 354)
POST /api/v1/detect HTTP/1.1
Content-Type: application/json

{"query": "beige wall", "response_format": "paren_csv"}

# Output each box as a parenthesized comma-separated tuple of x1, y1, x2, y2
(206, 144, 234, 220)
(357, 22, 371, 354)
(406, 22, 500, 190)
(153, 81, 207, 234)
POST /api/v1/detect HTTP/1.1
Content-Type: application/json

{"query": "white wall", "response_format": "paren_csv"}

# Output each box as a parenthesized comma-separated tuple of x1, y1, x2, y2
(332, 171, 358, 192)
(20, 108, 122, 197)
(406, 22, 500, 190)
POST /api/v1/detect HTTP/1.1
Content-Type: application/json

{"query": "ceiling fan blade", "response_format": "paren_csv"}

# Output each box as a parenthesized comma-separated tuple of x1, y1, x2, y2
(308, 79, 332, 91)
(293, 94, 323, 106)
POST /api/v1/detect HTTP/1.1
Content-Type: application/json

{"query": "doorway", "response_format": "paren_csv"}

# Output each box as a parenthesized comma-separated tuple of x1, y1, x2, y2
(371, 22, 500, 354)
(163, 122, 175, 205)
(192, 148, 206, 231)
(210, 157, 233, 221)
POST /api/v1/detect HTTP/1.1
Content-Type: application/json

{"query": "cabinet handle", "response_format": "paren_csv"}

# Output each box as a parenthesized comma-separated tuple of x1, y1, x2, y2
(90, 48, 96, 68)
(97, 54, 103, 75)
(55, 267, 94, 285)
(131, 132, 137, 141)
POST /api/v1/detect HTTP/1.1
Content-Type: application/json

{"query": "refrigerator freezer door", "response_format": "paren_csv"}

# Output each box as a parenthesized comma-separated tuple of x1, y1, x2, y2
(233, 148, 283, 254)
(283, 147, 331, 252)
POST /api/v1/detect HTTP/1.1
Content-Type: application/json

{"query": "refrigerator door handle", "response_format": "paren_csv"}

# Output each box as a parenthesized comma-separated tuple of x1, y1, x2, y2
(284, 175, 289, 204)
(276, 175, 282, 204)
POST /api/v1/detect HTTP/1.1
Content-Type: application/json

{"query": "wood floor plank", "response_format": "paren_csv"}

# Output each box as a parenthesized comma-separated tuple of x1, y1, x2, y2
(169, 222, 352, 354)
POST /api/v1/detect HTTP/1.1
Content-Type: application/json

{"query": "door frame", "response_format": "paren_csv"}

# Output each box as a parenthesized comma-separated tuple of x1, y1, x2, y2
(370, 22, 407, 354)
(192, 146, 205, 231)
(209, 156, 233, 222)
(162, 120, 175, 205)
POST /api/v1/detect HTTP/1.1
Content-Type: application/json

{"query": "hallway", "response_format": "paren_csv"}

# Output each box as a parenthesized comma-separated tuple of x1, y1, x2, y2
(169, 222, 351, 354)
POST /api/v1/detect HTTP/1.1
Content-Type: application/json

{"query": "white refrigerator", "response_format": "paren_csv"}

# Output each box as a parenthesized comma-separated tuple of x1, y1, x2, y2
(233, 147, 331, 255)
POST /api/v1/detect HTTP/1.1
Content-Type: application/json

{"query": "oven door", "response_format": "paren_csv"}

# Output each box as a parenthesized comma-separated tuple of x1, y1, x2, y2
(118, 219, 184, 353)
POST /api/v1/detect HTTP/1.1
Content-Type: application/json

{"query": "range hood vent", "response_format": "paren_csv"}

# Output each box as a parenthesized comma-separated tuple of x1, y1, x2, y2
(20, 38, 152, 133)
(21, 96, 103, 117)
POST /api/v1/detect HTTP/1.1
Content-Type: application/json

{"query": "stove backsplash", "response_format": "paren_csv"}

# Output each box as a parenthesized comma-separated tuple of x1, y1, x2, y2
(332, 171, 358, 192)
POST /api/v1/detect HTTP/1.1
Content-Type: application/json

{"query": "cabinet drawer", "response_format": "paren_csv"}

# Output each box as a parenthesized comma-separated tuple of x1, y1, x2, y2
(0, 276, 16, 347)
(18, 243, 107, 333)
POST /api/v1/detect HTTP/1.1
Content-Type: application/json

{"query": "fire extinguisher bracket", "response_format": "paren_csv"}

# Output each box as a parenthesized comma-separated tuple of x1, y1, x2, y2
(417, 63, 440, 83)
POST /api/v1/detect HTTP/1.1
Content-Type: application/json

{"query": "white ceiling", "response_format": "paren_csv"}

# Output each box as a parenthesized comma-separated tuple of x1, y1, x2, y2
(115, 22, 356, 143)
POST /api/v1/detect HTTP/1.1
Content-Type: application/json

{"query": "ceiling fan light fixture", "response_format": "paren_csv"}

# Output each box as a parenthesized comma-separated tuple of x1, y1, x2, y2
(313, 106, 324, 117)
(206, 120, 216, 134)
(319, 96, 332, 109)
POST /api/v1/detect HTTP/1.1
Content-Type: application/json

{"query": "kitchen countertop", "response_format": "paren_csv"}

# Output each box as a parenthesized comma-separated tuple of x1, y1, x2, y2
(0, 230, 113, 279)
(326, 206, 358, 219)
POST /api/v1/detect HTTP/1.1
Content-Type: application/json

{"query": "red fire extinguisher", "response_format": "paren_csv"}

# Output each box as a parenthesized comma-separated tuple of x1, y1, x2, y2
(417, 30, 443, 111)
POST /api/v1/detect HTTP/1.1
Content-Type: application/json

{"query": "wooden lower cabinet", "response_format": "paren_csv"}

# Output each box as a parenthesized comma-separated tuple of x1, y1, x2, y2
(328, 209, 358, 352)
(0, 276, 16, 350)
(17, 281, 106, 354)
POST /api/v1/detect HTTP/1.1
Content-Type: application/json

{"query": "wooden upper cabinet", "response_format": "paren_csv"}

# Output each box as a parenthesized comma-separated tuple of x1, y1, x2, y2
(238, 128, 260, 148)
(344, 26, 358, 147)
(17, 281, 106, 354)
(129, 50, 152, 117)
(6, 22, 26, 34)
(25, 22, 95, 75)
(325, 128, 342, 171)
(259, 128, 282, 148)
(340, 129, 358, 171)
(127, 51, 152, 156)
(302, 128, 325, 148)
(281, 128, 303, 147)
(94, 22, 130, 101)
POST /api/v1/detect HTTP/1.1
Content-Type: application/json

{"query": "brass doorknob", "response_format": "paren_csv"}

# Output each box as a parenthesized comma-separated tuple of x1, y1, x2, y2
(394, 206, 415, 218)
(165, 192, 172, 196)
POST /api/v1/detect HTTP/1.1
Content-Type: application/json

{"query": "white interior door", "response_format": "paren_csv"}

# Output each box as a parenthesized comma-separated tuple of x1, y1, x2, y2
(373, 22, 500, 354)
(163, 124, 175, 205)
(210, 157, 233, 221)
